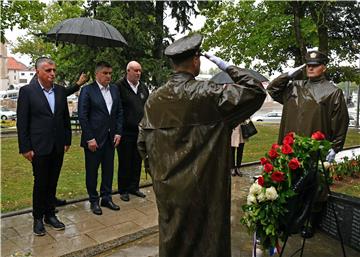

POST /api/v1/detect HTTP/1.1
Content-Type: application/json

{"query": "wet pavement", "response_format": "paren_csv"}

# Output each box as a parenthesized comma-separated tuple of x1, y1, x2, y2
(2, 165, 359, 257)
(98, 165, 359, 257)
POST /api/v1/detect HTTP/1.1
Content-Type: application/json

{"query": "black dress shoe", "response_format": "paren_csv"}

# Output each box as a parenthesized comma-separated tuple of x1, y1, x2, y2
(129, 190, 146, 198)
(55, 197, 67, 206)
(44, 216, 65, 230)
(33, 219, 46, 236)
(101, 200, 120, 211)
(90, 202, 102, 215)
(120, 193, 130, 202)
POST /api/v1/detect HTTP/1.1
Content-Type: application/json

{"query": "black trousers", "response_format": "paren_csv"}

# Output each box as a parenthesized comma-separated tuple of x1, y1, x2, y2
(84, 137, 114, 203)
(32, 147, 64, 219)
(231, 143, 245, 168)
(117, 136, 142, 194)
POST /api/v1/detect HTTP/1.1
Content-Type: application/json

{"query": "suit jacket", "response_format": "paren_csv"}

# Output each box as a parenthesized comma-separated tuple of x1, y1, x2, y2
(17, 79, 72, 156)
(115, 78, 149, 137)
(78, 82, 123, 149)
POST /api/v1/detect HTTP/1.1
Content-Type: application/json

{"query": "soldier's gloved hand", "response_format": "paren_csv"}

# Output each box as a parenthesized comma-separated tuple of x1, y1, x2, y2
(287, 64, 306, 78)
(326, 148, 336, 163)
(204, 52, 230, 71)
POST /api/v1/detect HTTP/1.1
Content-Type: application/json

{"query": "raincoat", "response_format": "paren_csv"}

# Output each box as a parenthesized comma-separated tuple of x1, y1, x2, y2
(267, 73, 349, 152)
(138, 66, 266, 257)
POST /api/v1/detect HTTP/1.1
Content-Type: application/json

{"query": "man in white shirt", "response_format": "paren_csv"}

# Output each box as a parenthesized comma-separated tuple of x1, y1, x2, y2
(115, 61, 149, 202)
(78, 61, 124, 215)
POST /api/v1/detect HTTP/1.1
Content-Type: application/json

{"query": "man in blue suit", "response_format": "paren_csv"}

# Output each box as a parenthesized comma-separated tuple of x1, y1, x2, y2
(17, 57, 71, 236)
(78, 61, 123, 215)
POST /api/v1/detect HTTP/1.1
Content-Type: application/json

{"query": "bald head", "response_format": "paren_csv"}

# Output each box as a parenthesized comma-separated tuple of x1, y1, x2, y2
(126, 61, 142, 85)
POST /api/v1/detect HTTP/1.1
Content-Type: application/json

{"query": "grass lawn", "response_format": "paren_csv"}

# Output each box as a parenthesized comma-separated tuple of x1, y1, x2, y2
(1, 124, 359, 212)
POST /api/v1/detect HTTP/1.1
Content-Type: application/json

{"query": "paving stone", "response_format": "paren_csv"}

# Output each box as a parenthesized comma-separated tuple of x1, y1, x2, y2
(86, 221, 143, 244)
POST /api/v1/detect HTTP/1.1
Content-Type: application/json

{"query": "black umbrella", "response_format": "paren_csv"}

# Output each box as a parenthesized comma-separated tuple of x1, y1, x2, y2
(46, 17, 127, 47)
(210, 69, 268, 84)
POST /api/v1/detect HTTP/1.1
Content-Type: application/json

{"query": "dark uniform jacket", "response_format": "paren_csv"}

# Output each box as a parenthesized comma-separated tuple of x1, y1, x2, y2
(267, 73, 349, 152)
(17, 79, 71, 156)
(138, 66, 266, 257)
(78, 82, 123, 149)
(115, 77, 149, 137)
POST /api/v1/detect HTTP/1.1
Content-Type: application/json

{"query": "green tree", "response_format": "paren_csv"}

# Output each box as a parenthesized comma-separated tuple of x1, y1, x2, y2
(0, 0, 46, 42)
(200, 1, 360, 83)
(7, 0, 200, 87)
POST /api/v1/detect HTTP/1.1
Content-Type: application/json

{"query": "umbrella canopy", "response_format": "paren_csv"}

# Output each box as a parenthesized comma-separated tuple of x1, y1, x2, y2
(210, 69, 268, 84)
(47, 17, 127, 47)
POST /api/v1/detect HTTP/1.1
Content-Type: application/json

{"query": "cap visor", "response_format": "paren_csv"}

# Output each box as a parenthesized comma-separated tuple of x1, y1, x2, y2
(306, 61, 321, 65)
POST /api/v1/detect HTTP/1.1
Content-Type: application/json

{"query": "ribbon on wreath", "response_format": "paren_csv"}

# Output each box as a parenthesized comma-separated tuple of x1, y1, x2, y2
(252, 232, 282, 257)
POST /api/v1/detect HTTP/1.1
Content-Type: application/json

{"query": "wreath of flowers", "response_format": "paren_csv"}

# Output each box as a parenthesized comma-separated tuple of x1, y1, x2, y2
(241, 131, 331, 251)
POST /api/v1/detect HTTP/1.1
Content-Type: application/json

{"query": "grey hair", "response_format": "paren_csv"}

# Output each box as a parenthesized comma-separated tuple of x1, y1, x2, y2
(35, 57, 55, 69)
(126, 61, 141, 71)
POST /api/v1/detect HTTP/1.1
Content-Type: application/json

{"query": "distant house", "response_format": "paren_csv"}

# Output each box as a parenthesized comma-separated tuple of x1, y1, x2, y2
(7, 57, 35, 87)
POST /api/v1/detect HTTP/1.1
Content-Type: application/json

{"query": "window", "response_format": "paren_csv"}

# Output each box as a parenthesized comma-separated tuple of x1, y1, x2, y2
(21, 73, 25, 75)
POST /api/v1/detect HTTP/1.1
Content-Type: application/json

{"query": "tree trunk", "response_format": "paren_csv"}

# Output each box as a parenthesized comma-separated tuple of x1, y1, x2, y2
(291, 1, 307, 66)
(153, 1, 164, 59)
(310, 2, 329, 55)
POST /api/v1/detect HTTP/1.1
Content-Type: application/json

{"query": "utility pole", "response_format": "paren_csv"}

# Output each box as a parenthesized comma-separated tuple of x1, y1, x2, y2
(357, 57, 360, 129)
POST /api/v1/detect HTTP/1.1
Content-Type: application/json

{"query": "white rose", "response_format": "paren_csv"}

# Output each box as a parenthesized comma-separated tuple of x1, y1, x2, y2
(247, 194, 257, 205)
(323, 161, 331, 170)
(257, 191, 267, 202)
(265, 186, 278, 201)
(249, 182, 262, 195)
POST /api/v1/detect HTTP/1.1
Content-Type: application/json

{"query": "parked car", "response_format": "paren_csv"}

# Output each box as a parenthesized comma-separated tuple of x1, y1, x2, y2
(349, 115, 357, 127)
(253, 111, 282, 123)
(0, 107, 17, 120)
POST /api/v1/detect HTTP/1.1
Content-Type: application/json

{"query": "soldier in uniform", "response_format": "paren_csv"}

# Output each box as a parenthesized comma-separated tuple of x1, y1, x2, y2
(267, 50, 349, 237)
(137, 33, 266, 257)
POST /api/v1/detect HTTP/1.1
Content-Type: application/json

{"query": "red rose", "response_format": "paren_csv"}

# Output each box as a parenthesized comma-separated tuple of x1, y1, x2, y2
(285, 132, 295, 138)
(268, 149, 279, 159)
(271, 143, 280, 150)
(311, 131, 325, 141)
(257, 176, 264, 186)
(260, 157, 269, 165)
(281, 144, 293, 155)
(271, 171, 285, 183)
(283, 135, 294, 145)
(288, 158, 301, 170)
(264, 163, 273, 173)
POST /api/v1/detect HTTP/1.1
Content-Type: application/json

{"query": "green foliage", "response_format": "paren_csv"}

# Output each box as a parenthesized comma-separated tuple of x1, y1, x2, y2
(200, 1, 360, 82)
(7, 0, 199, 88)
(241, 131, 331, 249)
(329, 154, 360, 179)
(1, 0, 46, 42)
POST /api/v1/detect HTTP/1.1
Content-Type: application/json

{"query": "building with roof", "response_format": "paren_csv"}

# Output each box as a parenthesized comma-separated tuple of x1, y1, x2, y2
(0, 41, 35, 90)
(7, 56, 35, 88)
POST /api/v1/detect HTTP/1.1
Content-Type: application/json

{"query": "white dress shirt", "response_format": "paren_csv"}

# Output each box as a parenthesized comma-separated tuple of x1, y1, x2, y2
(96, 81, 113, 114)
(127, 79, 139, 94)
(38, 80, 55, 114)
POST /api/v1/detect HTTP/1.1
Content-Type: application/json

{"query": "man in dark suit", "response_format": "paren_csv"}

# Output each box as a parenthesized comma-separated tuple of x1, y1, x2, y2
(17, 57, 71, 236)
(29, 72, 89, 208)
(115, 61, 149, 202)
(78, 61, 123, 215)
